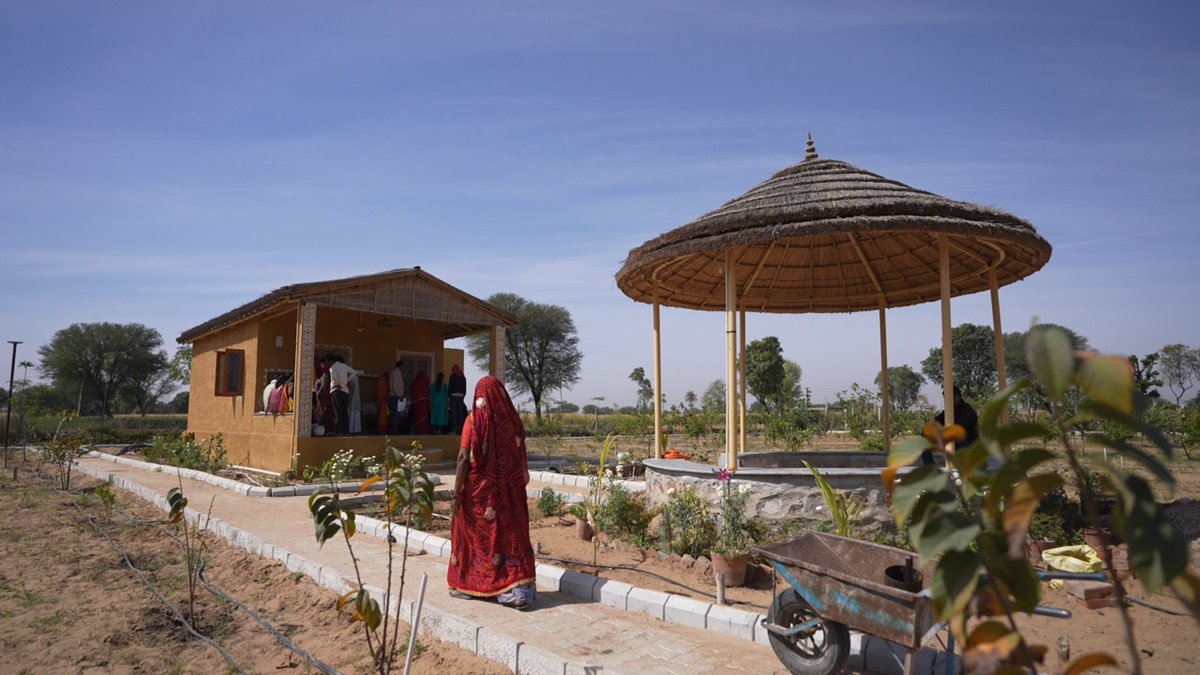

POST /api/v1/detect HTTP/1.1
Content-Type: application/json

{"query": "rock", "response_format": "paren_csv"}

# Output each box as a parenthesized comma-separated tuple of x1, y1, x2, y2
(681, 554, 696, 566)
(656, 550, 671, 562)
(694, 555, 711, 575)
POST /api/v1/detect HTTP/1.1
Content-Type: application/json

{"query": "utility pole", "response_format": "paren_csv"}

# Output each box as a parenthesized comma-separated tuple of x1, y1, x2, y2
(4, 341, 21, 468)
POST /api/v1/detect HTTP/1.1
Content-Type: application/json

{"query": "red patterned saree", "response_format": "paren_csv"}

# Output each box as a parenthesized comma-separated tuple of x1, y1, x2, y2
(447, 377, 536, 600)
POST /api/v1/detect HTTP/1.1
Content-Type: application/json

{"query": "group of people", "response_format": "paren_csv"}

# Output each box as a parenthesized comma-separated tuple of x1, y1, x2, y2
(312, 353, 363, 435)
(385, 362, 468, 436)
(261, 373, 294, 415)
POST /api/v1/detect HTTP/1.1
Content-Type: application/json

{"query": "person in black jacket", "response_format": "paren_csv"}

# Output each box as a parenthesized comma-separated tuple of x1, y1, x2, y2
(924, 385, 978, 465)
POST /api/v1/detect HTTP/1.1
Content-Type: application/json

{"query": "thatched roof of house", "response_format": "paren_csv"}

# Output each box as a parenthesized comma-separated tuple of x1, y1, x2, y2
(178, 268, 516, 343)
(616, 138, 1052, 313)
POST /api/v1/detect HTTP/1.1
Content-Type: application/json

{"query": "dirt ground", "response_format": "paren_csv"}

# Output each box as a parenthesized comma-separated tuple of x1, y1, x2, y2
(0, 456, 508, 675)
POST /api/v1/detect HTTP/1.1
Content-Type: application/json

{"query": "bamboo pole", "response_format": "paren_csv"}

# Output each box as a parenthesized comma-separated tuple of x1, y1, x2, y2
(653, 285, 663, 459)
(725, 251, 737, 471)
(989, 267, 1009, 426)
(878, 300, 890, 452)
(739, 308, 747, 463)
(939, 236, 955, 461)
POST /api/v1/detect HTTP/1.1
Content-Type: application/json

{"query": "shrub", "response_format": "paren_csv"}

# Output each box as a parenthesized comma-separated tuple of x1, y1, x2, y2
(303, 449, 380, 483)
(595, 479, 655, 544)
(142, 433, 227, 473)
(41, 429, 91, 490)
(537, 487, 564, 518)
(658, 486, 716, 557)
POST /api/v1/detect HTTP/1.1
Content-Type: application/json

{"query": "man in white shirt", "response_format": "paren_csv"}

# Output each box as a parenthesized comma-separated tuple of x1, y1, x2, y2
(328, 355, 357, 435)
(388, 360, 406, 434)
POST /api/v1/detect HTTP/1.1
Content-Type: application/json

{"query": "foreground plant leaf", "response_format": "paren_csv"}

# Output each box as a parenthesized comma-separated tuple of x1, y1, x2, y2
(1025, 325, 1075, 402)
(1061, 652, 1119, 674)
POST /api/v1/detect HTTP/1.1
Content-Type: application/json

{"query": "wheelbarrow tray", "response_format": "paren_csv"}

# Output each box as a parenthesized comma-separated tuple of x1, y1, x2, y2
(753, 532, 938, 650)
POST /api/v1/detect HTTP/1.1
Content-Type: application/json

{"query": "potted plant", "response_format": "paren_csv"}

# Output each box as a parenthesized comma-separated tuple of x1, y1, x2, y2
(710, 468, 755, 587)
(1025, 512, 1066, 567)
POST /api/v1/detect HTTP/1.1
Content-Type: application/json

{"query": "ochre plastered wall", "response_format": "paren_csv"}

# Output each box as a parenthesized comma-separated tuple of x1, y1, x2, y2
(187, 317, 294, 472)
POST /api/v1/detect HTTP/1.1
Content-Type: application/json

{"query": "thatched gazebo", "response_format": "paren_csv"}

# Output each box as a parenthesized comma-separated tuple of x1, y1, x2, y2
(616, 136, 1051, 466)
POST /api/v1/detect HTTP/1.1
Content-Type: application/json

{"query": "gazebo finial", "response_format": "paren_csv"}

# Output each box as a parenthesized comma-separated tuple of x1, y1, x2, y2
(805, 133, 819, 161)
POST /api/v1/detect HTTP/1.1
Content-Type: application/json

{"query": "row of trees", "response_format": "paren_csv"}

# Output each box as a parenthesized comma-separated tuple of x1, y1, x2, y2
(8, 322, 190, 419)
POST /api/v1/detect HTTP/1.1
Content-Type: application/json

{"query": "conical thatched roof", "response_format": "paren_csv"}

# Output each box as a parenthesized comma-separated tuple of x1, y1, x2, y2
(616, 139, 1051, 313)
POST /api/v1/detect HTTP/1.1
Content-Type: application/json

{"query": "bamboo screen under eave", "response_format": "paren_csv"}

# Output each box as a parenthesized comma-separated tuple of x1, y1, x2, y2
(307, 280, 505, 326)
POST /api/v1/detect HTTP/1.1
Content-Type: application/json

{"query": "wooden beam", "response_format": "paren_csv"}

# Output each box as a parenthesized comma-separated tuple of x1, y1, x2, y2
(653, 285, 663, 459)
(725, 250, 737, 471)
(940, 235, 955, 463)
(989, 267, 1009, 427)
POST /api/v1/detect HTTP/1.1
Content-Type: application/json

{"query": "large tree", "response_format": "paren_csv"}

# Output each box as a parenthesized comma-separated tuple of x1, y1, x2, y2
(701, 379, 725, 412)
(875, 365, 925, 411)
(745, 336, 800, 413)
(38, 323, 172, 417)
(465, 293, 582, 422)
(920, 323, 998, 401)
(1130, 352, 1163, 400)
(628, 367, 653, 412)
(1159, 343, 1200, 405)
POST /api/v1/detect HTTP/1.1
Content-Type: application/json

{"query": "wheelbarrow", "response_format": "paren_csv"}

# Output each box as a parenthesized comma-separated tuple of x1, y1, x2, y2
(754, 532, 1097, 675)
(754, 532, 940, 674)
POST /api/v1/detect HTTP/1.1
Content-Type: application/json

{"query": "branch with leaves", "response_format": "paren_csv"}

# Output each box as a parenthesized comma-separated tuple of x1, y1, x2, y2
(309, 442, 435, 675)
(883, 325, 1199, 675)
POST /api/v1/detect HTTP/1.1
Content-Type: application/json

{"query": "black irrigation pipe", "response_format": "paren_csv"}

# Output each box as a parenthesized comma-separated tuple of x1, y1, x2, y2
(196, 567, 342, 675)
(1128, 596, 1192, 617)
(73, 502, 245, 674)
(110, 505, 343, 675)
(534, 554, 771, 612)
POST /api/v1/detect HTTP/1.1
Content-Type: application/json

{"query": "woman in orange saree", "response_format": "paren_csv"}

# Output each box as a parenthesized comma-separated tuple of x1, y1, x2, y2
(447, 376, 536, 609)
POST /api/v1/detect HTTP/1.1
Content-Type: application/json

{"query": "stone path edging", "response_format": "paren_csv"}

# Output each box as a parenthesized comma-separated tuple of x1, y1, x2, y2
(84, 451, 440, 497)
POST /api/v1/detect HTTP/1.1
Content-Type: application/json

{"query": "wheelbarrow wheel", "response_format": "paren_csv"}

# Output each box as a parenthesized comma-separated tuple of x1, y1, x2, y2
(767, 588, 850, 675)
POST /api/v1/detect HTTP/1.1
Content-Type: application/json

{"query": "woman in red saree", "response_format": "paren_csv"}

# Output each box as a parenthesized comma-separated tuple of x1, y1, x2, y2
(448, 376, 536, 609)
(409, 368, 431, 434)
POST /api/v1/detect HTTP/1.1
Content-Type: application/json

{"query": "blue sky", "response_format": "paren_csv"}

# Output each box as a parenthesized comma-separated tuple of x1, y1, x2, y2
(2, 1, 1197, 408)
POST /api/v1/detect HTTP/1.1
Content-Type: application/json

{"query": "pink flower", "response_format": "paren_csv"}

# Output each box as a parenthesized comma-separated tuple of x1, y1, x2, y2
(715, 468, 732, 483)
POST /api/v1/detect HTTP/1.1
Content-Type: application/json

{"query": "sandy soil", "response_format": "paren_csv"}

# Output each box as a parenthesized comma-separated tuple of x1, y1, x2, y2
(0, 457, 508, 675)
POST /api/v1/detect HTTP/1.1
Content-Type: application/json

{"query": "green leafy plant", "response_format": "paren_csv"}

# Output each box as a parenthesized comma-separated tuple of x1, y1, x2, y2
(306, 449, 380, 484)
(167, 481, 215, 627)
(595, 478, 655, 545)
(143, 432, 227, 474)
(803, 460, 862, 538)
(40, 427, 90, 491)
(883, 324, 1200, 674)
(658, 485, 717, 557)
(711, 469, 756, 557)
(537, 487, 564, 518)
(95, 483, 116, 523)
(309, 441, 435, 674)
(581, 433, 618, 564)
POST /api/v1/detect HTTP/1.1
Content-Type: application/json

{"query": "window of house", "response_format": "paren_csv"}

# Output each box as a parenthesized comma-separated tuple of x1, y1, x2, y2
(215, 349, 245, 397)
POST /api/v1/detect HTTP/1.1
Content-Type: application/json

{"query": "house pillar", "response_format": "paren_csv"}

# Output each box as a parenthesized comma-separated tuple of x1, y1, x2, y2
(295, 303, 316, 441)
(489, 326, 507, 383)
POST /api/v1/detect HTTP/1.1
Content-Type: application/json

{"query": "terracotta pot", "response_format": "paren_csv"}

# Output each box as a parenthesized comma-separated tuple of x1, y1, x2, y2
(1024, 539, 1057, 568)
(575, 518, 594, 541)
(1082, 528, 1113, 553)
(710, 553, 749, 587)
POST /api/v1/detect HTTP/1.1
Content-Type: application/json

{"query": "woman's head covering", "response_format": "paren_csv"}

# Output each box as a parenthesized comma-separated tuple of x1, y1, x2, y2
(451, 364, 463, 377)
(469, 376, 525, 462)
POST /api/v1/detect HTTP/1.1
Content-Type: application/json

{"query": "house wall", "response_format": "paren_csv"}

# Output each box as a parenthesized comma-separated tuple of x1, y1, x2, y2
(187, 314, 296, 472)
(187, 303, 474, 473)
